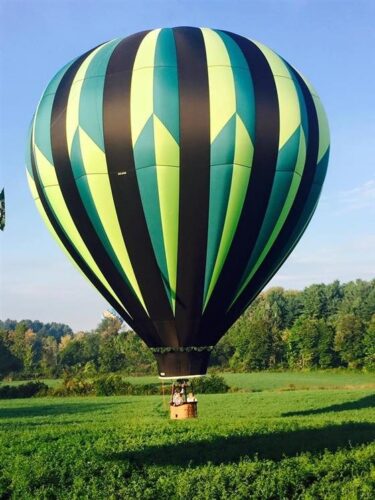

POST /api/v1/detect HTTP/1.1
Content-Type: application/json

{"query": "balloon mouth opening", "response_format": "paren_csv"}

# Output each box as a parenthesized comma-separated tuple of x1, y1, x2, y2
(151, 347, 212, 378)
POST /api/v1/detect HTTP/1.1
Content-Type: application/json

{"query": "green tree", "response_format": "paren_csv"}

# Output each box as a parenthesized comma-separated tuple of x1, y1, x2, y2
(284, 290, 303, 328)
(301, 284, 329, 319)
(286, 318, 335, 369)
(10, 321, 28, 368)
(339, 279, 375, 323)
(363, 315, 375, 371)
(334, 314, 365, 368)
(40, 336, 58, 375)
(0, 330, 21, 376)
(23, 329, 37, 373)
(233, 315, 280, 371)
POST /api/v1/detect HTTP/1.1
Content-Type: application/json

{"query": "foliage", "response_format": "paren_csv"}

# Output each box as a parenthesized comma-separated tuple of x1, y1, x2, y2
(334, 314, 366, 367)
(190, 374, 229, 394)
(1, 279, 374, 380)
(212, 278, 374, 372)
(0, 381, 48, 399)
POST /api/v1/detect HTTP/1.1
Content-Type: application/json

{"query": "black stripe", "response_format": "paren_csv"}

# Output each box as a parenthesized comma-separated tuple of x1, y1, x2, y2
(173, 27, 211, 346)
(103, 32, 177, 347)
(221, 68, 321, 336)
(29, 134, 135, 329)
(201, 32, 280, 344)
(50, 44, 160, 346)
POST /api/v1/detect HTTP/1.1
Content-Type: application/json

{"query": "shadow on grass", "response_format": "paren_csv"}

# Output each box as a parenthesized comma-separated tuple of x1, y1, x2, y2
(0, 401, 127, 419)
(107, 422, 375, 465)
(283, 394, 375, 417)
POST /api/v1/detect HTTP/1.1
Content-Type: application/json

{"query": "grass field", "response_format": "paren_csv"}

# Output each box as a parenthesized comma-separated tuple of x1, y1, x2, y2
(0, 372, 374, 499)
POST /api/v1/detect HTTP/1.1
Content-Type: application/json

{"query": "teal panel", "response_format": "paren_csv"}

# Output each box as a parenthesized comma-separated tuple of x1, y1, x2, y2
(79, 39, 121, 150)
(204, 164, 234, 297)
(286, 61, 309, 140)
(314, 147, 330, 186)
(136, 166, 171, 303)
(70, 128, 86, 179)
(237, 170, 295, 287)
(216, 30, 256, 142)
(155, 28, 178, 67)
(34, 59, 76, 165)
(276, 127, 300, 172)
(133, 115, 156, 169)
(34, 94, 56, 165)
(154, 28, 179, 143)
(43, 59, 77, 96)
(154, 67, 180, 144)
(211, 113, 236, 165)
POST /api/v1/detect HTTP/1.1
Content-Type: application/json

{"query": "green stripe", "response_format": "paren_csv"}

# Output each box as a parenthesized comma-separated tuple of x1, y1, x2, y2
(204, 114, 236, 298)
(233, 63, 307, 303)
(132, 40, 172, 305)
(216, 30, 255, 143)
(154, 28, 179, 143)
(203, 32, 256, 305)
(34, 61, 76, 165)
(136, 166, 171, 297)
(153, 28, 180, 311)
(79, 39, 121, 150)
(72, 42, 141, 298)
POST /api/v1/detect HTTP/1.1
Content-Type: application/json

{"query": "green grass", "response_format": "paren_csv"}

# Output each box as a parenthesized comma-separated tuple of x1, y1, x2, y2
(2, 370, 374, 391)
(125, 370, 375, 391)
(0, 373, 374, 499)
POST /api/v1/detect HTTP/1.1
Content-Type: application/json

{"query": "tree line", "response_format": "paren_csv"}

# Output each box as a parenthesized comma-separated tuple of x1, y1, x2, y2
(0, 279, 374, 379)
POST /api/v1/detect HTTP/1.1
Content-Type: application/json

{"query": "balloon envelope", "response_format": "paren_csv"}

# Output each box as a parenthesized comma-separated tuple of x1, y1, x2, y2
(26, 27, 329, 377)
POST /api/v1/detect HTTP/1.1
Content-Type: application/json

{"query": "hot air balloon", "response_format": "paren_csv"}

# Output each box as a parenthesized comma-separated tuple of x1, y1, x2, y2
(26, 27, 330, 382)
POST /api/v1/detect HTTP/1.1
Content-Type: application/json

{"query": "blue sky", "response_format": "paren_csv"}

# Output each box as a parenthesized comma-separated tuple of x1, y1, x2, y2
(0, 0, 374, 331)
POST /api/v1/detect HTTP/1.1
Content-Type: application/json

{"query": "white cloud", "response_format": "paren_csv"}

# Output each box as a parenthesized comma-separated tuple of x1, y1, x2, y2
(321, 178, 375, 215)
(269, 234, 375, 290)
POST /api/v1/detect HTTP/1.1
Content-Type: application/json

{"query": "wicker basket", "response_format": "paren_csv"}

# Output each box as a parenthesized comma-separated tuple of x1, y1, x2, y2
(170, 402, 198, 420)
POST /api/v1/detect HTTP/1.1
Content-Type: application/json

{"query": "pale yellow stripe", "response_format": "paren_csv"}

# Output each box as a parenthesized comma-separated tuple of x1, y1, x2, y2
(234, 114, 254, 167)
(131, 29, 161, 145)
(34, 144, 58, 187)
(154, 115, 179, 312)
(253, 41, 290, 78)
(78, 127, 108, 174)
(82, 172, 148, 312)
(26, 169, 39, 200)
(155, 165, 179, 313)
(254, 42, 300, 149)
(202, 28, 236, 142)
(66, 44, 107, 156)
(78, 126, 147, 312)
(274, 75, 301, 149)
(153, 114, 179, 166)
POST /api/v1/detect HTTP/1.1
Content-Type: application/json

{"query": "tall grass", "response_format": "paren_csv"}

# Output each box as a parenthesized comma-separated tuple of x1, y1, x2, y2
(0, 375, 374, 498)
